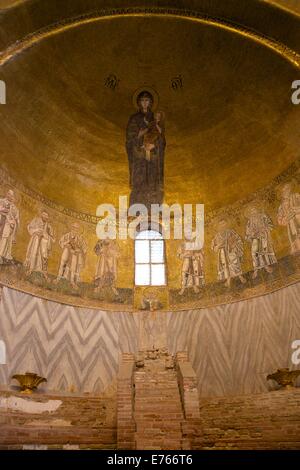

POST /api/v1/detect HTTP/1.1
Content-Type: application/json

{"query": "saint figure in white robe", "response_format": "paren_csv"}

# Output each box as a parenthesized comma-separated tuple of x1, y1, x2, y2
(55, 223, 87, 289)
(277, 183, 300, 255)
(0, 190, 19, 263)
(94, 239, 119, 296)
(245, 207, 277, 279)
(177, 234, 204, 295)
(24, 211, 55, 278)
(211, 219, 246, 288)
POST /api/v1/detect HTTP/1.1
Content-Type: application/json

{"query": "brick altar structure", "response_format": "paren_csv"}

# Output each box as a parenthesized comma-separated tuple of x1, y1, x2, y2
(0, 353, 300, 450)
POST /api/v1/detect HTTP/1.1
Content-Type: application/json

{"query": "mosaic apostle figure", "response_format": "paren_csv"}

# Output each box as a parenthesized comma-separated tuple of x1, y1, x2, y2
(277, 183, 300, 255)
(0, 189, 20, 263)
(211, 219, 246, 288)
(24, 210, 55, 278)
(177, 233, 205, 295)
(94, 239, 119, 296)
(55, 222, 87, 289)
(245, 206, 277, 278)
(126, 91, 166, 208)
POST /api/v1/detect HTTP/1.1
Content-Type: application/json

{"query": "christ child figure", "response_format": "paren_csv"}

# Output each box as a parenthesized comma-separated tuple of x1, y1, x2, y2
(143, 111, 164, 161)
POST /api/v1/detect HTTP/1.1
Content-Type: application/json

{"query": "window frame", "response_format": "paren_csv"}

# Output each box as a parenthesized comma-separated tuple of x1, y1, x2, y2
(134, 229, 167, 287)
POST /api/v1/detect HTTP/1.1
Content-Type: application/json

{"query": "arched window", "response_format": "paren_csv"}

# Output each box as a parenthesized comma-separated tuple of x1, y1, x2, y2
(135, 230, 166, 286)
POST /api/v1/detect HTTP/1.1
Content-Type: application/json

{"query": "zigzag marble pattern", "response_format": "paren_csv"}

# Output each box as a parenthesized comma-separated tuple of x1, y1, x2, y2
(0, 284, 300, 396)
(0, 287, 138, 393)
(167, 282, 300, 396)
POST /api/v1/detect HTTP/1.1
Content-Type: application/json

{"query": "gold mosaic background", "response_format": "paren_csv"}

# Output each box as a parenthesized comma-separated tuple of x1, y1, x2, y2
(0, 1, 300, 309)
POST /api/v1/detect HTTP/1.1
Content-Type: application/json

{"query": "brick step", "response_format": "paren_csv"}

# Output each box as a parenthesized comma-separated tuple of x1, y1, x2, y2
(135, 411, 183, 417)
(135, 429, 183, 435)
(135, 440, 183, 450)
(135, 396, 181, 400)
(135, 404, 183, 408)
(135, 375, 177, 377)
(135, 379, 178, 382)
(135, 413, 183, 419)
(135, 410, 182, 414)
(135, 434, 183, 440)
(135, 380, 178, 384)
(135, 400, 182, 404)
(135, 374, 178, 378)
(135, 390, 180, 395)
(135, 439, 183, 446)
(135, 398, 181, 402)
(135, 390, 180, 394)
(135, 421, 183, 427)
(134, 383, 179, 387)
(135, 430, 182, 438)
(135, 382, 178, 385)
(135, 425, 182, 432)
(135, 376, 178, 380)
(135, 410, 183, 415)
(135, 397, 181, 402)
(134, 426, 183, 432)
(135, 415, 183, 422)
(135, 385, 179, 388)
(135, 402, 182, 407)
(136, 426, 182, 437)
(135, 389, 179, 392)
(135, 403, 182, 408)
(135, 377, 178, 381)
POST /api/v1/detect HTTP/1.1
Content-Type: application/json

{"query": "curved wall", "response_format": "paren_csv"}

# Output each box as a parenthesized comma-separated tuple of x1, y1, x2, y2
(0, 283, 299, 396)
(1, 160, 300, 311)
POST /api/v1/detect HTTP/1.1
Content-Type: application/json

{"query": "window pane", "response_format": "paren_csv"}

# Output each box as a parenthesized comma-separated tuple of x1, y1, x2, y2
(135, 264, 150, 286)
(151, 264, 165, 286)
(136, 230, 163, 240)
(135, 240, 150, 263)
(150, 240, 164, 263)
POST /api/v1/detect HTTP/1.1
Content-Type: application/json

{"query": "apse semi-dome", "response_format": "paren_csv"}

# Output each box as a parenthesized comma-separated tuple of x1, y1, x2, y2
(0, 0, 300, 311)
